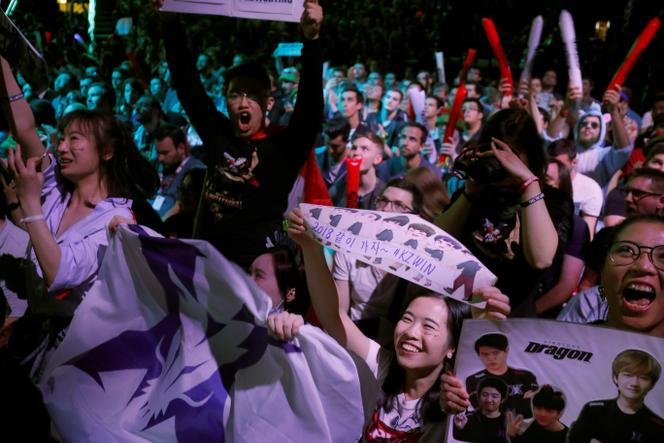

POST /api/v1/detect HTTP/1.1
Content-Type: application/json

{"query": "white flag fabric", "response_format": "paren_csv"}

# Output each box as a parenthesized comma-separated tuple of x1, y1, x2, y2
(40, 225, 364, 442)
(300, 204, 497, 307)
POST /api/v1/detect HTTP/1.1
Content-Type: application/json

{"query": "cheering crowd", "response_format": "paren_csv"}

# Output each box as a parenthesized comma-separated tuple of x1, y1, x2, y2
(0, 0, 663, 441)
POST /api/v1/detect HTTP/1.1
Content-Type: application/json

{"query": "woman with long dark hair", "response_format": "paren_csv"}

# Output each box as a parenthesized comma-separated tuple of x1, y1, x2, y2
(268, 208, 510, 441)
(0, 56, 158, 378)
(437, 108, 573, 315)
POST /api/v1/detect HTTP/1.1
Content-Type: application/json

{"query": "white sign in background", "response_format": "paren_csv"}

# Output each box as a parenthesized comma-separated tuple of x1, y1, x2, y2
(161, 0, 304, 23)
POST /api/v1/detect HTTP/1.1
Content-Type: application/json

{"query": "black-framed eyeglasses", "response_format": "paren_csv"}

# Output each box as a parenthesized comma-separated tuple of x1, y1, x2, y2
(226, 91, 263, 103)
(621, 186, 664, 202)
(609, 241, 664, 270)
(375, 196, 414, 213)
(580, 121, 599, 129)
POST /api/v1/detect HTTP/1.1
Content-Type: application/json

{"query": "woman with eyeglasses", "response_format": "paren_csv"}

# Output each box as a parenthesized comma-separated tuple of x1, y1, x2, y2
(600, 216, 664, 337)
(437, 108, 573, 315)
(559, 215, 664, 336)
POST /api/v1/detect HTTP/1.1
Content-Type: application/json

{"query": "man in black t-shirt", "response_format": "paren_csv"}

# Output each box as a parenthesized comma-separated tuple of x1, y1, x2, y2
(156, 0, 324, 268)
(466, 333, 539, 418)
(569, 349, 664, 443)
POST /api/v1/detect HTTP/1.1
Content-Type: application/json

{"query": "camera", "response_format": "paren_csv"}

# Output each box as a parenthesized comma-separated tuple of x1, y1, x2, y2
(452, 142, 507, 184)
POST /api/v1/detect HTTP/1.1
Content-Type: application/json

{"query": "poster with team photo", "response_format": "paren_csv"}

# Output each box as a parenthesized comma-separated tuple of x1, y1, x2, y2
(446, 319, 664, 443)
(300, 203, 497, 307)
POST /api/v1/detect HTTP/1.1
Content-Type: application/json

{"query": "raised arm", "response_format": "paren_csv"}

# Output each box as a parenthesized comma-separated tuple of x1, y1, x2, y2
(156, 6, 232, 144)
(546, 84, 580, 140)
(280, 0, 324, 168)
(7, 145, 60, 284)
(286, 208, 372, 359)
(492, 138, 558, 268)
(0, 57, 48, 165)
(603, 86, 630, 149)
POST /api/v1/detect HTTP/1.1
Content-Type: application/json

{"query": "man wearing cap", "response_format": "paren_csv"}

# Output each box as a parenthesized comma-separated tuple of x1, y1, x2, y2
(274, 67, 300, 126)
(466, 333, 539, 418)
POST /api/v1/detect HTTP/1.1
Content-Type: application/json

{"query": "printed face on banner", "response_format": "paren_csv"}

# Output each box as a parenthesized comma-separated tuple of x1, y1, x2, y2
(532, 406, 563, 428)
(478, 346, 509, 374)
(446, 319, 664, 443)
(300, 204, 497, 307)
(613, 371, 654, 402)
(478, 387, 503, 415)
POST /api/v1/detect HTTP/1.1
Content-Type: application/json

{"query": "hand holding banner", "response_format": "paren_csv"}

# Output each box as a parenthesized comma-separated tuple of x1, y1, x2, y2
(41, 225, 364, 442)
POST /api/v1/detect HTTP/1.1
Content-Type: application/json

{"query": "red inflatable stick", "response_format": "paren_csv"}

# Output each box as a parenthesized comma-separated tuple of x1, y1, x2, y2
(607, 17, 661, 92)
(442, 48, 476, 147)
(344, 157, 361, 208)
(483, 18, 513, 96)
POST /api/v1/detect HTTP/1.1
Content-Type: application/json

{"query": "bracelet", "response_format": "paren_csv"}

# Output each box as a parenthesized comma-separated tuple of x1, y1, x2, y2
(4, 93, 24, 103)
(19, 214, 45, 224)
(519, 176, 539, 193)
(520, 192, 545, 208)
(6, 201, 20, 211)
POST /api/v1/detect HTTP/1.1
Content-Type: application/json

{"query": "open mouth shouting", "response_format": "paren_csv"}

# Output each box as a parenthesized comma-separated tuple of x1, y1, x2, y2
(237, 111, 252, 132)
(621, 283, 656, 314)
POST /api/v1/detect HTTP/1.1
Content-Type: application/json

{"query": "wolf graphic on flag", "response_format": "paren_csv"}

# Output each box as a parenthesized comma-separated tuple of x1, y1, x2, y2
(40, 225, 363, 442)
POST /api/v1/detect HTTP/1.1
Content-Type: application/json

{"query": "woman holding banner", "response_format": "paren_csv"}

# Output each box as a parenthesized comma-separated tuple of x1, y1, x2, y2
(0, 55, 157, 379)
(272, 207, 510, 441)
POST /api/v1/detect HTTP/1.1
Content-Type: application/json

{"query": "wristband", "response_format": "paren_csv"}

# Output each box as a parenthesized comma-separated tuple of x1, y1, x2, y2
(6, 201, 20, 211)
(519, 176, 539, 193)
(520, 192, 545, 208)
(19, 214, 45, 224)
(4, 93, 24, 103)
